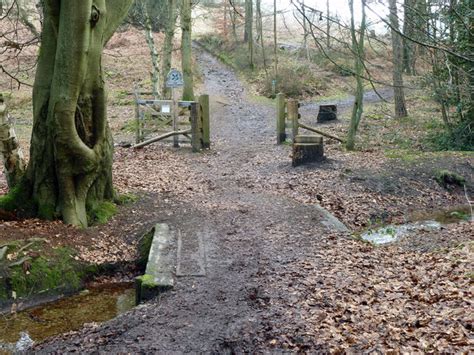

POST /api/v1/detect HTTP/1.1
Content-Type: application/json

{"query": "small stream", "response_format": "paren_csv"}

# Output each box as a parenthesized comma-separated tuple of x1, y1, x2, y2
(361, 206, 472, 245)
(0, 283, 135, 350)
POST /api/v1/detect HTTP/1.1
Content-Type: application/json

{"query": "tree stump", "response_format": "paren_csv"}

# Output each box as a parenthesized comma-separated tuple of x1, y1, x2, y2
(292, 135, 324, 167)
(317, 104, 337, 123)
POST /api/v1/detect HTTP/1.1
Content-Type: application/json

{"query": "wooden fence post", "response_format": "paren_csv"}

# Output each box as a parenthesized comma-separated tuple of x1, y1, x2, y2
(287, 99, 299, 141)
(172, 88, 179, 148)
(276, 93, 286, 144)
(191, 102, 203, 152)
(199, 94, 210, 149)
(134, 90, 143, 144)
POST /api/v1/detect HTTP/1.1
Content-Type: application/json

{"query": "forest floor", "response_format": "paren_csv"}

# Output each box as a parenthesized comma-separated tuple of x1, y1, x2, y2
(25, 39, 474, 352)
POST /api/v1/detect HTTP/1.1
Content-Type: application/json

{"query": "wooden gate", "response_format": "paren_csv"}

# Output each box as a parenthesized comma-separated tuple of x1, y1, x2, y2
(132, 90, 210, 152)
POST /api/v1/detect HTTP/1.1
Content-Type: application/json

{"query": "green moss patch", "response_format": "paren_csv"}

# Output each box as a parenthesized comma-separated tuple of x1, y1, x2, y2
(9, 248, 82, 298)
(0, 186, 30, 212)
(135, 273, 172, 304)
(88, 200, 117, 225)
(137, 228, 154, 270)
(0, 186, 38, 219)
(0, 242, 89, 305)
(136, 274, 158, 288)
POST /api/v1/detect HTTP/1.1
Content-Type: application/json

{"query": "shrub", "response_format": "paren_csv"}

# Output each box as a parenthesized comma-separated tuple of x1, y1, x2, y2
(428, 118, 474, 151)
(434, 170, 466, 189)
(261, 65, 326, 98)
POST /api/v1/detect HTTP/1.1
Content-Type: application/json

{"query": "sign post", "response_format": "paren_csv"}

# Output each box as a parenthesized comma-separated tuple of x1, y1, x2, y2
(166, 69, 184, 148)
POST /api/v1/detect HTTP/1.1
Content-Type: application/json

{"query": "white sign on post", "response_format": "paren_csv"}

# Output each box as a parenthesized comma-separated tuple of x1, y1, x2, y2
(166, 69, 184, 88)
(161, 104, 171, 113)
(166, 69, 183, 148)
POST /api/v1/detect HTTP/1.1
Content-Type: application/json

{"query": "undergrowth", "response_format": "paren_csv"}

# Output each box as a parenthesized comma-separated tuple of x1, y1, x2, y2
(427, 119, 474, 151)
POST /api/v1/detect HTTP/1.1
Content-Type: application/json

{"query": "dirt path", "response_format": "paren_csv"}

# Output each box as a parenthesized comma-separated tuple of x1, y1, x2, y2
(300, 86, 395, 117)
(37, 47, 472, 353)
(37, 44, 347, 353)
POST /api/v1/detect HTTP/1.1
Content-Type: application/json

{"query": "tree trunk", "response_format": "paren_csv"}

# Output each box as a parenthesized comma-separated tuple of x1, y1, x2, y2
(161, 0, 178, 99)
(14, 0, 133, 227)
(0, 94, 26, 188)
(223, 0, 228, 40)
(181, 0, 194, 101)
(142, 1, 161, 98)
(326, 0, 331, 48)
(244, 0, 253, 43)
(256, 0, 267, 77)
(273, 0, 278, 77)
(230, 2, 238, 41)
(389, 0, 408, 118)
(402, 0, 416, 75)
(346, 0, 366, 151)
(245, 0, 254, 68)
(15, 0, 41, 38)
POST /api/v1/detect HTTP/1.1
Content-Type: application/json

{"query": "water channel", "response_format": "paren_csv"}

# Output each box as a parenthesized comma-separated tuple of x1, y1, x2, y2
(0, 283, 135, 350)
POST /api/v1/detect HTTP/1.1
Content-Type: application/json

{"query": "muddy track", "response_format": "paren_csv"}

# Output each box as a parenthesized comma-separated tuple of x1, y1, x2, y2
(37, 45, 348, 353)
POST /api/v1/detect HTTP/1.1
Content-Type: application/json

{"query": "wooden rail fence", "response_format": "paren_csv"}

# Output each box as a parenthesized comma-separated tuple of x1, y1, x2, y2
(276, 94, 344, 144)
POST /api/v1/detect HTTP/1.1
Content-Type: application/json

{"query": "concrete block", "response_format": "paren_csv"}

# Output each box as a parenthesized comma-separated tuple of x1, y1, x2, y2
(135, 223, 174, 304)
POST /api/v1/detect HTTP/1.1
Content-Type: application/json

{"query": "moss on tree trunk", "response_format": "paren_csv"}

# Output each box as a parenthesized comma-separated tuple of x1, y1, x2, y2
(13, 0, 133, 227)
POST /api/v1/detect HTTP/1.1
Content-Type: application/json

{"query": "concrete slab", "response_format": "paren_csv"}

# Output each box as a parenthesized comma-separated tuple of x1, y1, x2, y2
(135, 223, 175, 304)
(315, 206, 349, 232)
(176, 231, 206, 277)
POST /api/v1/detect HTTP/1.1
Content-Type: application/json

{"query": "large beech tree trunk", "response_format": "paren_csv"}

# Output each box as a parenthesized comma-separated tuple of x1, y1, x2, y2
(19, 0, 132, 227)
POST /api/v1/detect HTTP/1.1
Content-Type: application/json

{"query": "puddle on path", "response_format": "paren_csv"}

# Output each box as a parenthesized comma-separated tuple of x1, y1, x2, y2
(361, 206, 472, 245)
(0, 282, 134, 349)
(361, 220, 442, 245)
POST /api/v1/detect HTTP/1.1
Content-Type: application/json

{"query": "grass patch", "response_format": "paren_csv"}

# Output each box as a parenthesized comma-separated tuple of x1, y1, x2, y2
(384, 150, 422, 163)
(247, 93, 275, 106)
(116, 193, 139, 205)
